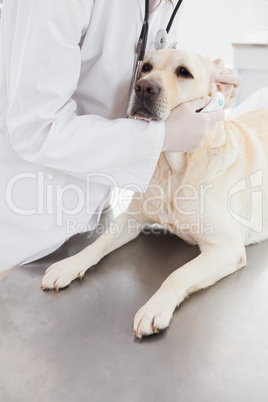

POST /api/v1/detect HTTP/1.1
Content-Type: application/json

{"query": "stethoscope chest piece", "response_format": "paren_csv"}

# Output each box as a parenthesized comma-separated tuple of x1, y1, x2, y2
(154, 28, 168, 50)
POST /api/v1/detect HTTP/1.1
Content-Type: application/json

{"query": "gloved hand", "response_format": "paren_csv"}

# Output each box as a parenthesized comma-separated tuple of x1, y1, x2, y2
(212, 59, 242, 108)
(163, 96, 225, 153)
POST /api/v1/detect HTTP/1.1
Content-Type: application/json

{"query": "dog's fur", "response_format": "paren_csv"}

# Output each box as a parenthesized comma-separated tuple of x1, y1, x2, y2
(41, 49, 268, 338)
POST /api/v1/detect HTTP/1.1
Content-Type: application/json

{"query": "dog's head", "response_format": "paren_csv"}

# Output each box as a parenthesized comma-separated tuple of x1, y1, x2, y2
(128, 49, 234, 121)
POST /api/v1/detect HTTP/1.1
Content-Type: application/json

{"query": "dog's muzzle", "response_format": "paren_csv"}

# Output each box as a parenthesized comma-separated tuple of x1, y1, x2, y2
(129, 79, 162, 121)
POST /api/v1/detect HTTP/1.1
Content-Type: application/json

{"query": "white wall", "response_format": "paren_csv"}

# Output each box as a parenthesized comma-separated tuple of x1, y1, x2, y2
(172, 0, 268, 65)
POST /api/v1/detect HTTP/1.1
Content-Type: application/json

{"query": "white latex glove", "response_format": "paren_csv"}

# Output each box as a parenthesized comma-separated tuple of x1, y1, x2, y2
(163, 96, 225, 153)
(212, 59, 242, 108)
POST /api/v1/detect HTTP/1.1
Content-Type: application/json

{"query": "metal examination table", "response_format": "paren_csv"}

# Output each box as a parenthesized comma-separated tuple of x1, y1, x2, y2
(1, 206, 268, 402)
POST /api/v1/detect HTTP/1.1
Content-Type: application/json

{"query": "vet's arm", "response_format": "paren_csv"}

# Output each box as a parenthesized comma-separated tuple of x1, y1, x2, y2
(5, 0, 164, 192)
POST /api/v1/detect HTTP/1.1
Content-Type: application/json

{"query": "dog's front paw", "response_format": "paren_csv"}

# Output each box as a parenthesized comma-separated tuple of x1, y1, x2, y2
(133, 290, 177, 338)
(41, 257, 84, 291)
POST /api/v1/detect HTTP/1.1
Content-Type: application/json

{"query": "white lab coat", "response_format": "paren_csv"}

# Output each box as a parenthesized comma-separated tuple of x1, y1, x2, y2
(0, 0, 175, 276)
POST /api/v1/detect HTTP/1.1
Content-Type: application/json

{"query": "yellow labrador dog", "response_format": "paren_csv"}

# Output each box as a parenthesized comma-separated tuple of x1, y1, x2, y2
(41, 49, 268, 338)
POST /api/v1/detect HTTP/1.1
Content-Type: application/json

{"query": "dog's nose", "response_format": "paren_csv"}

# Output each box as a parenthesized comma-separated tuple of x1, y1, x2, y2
(135, 79, 161, 97)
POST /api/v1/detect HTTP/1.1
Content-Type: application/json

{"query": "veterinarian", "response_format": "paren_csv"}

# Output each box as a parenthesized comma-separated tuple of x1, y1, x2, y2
(0, 0, 240, 277)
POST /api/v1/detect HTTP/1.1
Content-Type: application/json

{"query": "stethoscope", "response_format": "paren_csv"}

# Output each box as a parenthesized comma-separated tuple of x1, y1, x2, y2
(125, 0, 184, 117)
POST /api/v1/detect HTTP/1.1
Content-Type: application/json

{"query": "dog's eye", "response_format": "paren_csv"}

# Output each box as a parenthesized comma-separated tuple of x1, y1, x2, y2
(176, 67, 193, 79)
(142, 63, 153, 73)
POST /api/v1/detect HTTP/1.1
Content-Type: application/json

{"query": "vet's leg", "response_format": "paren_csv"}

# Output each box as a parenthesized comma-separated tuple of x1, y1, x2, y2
(133, 240, 246, 338)
(41, 212, 146, 291)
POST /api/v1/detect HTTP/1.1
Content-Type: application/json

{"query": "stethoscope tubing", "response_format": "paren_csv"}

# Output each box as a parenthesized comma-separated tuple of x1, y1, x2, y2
(124, 0, 184, 118)
(166, 0, 184, 33)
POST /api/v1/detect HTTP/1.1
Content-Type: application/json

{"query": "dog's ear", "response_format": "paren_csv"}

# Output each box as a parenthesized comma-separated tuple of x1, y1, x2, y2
(209, 58, 242, 108)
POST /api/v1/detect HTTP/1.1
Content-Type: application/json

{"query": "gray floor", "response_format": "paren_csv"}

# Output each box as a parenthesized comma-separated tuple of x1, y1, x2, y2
(1, 207, 268, 402)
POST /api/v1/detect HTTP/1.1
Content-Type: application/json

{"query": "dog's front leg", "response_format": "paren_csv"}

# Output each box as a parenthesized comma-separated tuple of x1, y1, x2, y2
(133, 240, 246, 338)
(41, 212, 146, 291)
